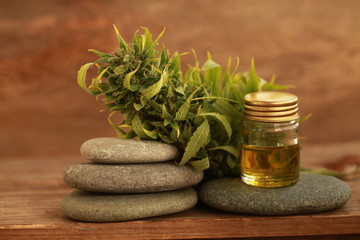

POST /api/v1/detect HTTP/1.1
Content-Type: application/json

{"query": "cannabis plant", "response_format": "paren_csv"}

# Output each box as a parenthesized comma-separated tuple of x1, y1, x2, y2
(77, 26, 289, 178)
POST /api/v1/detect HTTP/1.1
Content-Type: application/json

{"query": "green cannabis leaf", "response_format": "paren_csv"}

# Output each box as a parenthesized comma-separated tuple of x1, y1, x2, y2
(180, 119, 210, 165)
(77, 25, 290, 178)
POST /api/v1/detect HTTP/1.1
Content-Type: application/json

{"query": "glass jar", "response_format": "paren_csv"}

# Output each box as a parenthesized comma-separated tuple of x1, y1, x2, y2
(241, 91, 300, 188)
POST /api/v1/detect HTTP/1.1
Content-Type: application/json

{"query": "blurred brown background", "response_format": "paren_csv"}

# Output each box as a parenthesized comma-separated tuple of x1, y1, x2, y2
(1, 0, 359, 162)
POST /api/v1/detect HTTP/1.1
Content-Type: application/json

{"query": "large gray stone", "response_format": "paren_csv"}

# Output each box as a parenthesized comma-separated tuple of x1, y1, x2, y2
(199, 174, 351, 215)
(80, 138, 179, 164)
(64, 162, 203, 193)
(62, 188, 197, 222)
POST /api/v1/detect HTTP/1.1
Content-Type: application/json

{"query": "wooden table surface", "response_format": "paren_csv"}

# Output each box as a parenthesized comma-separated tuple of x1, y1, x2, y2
(0, 155, 359, 240)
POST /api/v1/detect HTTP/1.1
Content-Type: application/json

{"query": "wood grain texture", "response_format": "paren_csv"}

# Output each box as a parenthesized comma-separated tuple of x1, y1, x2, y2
(0, 156, 359, 239)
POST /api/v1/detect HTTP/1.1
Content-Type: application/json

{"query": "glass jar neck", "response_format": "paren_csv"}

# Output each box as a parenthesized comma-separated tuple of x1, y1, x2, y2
(243, 119, 299, 132)
(241, 119, 299, 147)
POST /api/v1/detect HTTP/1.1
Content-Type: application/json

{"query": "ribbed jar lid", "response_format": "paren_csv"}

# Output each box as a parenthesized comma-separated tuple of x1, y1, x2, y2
(244, 91, 299, 122)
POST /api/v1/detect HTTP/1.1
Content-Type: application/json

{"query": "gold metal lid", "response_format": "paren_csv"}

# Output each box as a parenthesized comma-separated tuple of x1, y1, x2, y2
(244, 113, 300, 122)
(244, 91, 298, 106)
(244, 103, 298, 112)
(244, 91, 299, 122)
(244, 108, 298, 117)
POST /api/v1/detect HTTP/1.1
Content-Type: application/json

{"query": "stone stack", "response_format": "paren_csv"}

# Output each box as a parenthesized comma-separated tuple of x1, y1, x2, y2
(61, 137, 203, 222)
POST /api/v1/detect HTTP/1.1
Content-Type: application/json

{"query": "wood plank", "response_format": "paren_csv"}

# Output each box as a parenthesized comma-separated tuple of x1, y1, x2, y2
(0, 157, 359, 239)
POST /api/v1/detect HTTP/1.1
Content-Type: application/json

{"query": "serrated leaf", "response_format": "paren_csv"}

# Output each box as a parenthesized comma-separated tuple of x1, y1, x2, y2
(189, 157, 210, 170)
(147, 121, 164, 128)
(199, 112, 232, 139)
(118, 124, 132, 128)
(131, 114, 150, 139)
(159, 45, 169, 67)
(167, 85, 174, 97)
(170, 128, 179, 142)
(179, 119, 210, 165)
(94, 58, 111, 64)
(90, 66, 109, 94)
(113, 24, 128, 50)
(132, 30, 140, 54)
(154, 27, 166, 46)
(262, 83, 294, 91)
(175, 85, 185, 95)
(77, 62, 94, 94)
(114, 65, 126, 75)
(140, 34, 146, 52)
(170, 122, 181, 138)
(175, 100, 190, 121)
(158, 132, 174, 144)
(186, 67, 203, 85)
(146, 98, 161, 112)
(209, 145, 239, 158)
(244, 58, 260, 94)
(134, 102, 145, 111)
(142, 128, 158, 139)
(175, 91, 195, 121)
(141, 69, 168, 98)
(141, 27, 153, 51)
(226, 155, 237, 169)
(88, 49, 111, 58)
(123, 130, 136, 139)
(107, 56, 120, 63)
(180, 123, 193, 143)
(164, 118, 171, 127)
(161, 104, 172, 119)
(107, 111, 122, 133)
(109, 105, 123, 111)
(213, 100, 241, 121)
(123, 64, 140, 91)
(298, 113, 312, 122)
(223, 57, 237, 88)
(140, 95, 147, 106)
(201, 59, 220, 71)
(170, 52, 181, 74)
(261, 75, 294, 91)
(201, 58, 222, 96)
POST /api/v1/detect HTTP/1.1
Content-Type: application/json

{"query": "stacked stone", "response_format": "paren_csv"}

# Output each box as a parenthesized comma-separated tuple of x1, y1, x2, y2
(61, 137, 203, 222)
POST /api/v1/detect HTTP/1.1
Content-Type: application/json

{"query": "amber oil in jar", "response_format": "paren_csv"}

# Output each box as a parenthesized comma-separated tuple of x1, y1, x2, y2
(241, 91, 300, 188)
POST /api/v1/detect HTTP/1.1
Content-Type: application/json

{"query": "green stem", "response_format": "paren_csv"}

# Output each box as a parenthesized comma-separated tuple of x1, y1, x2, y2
(300, 166, 348, 179)
(192, 96, 240, 104)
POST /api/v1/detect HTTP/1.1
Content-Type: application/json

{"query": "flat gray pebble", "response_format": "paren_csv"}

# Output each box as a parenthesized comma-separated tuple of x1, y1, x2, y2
(80, 138, 179, 164)
(64, 162, 203, 193)
(199, 174, 351, 215)
(62, 188, 198, 222)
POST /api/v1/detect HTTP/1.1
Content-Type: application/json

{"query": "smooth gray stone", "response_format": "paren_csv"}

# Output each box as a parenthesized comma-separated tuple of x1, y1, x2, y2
(64, 162, 203, 193)
(199, 174, 351, 215)
(80, 138, 179, 164)
(62, 188, 197, 222)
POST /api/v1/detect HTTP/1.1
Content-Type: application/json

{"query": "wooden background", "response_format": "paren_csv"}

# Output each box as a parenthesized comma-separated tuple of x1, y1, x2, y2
(0, 0, 359, 161)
